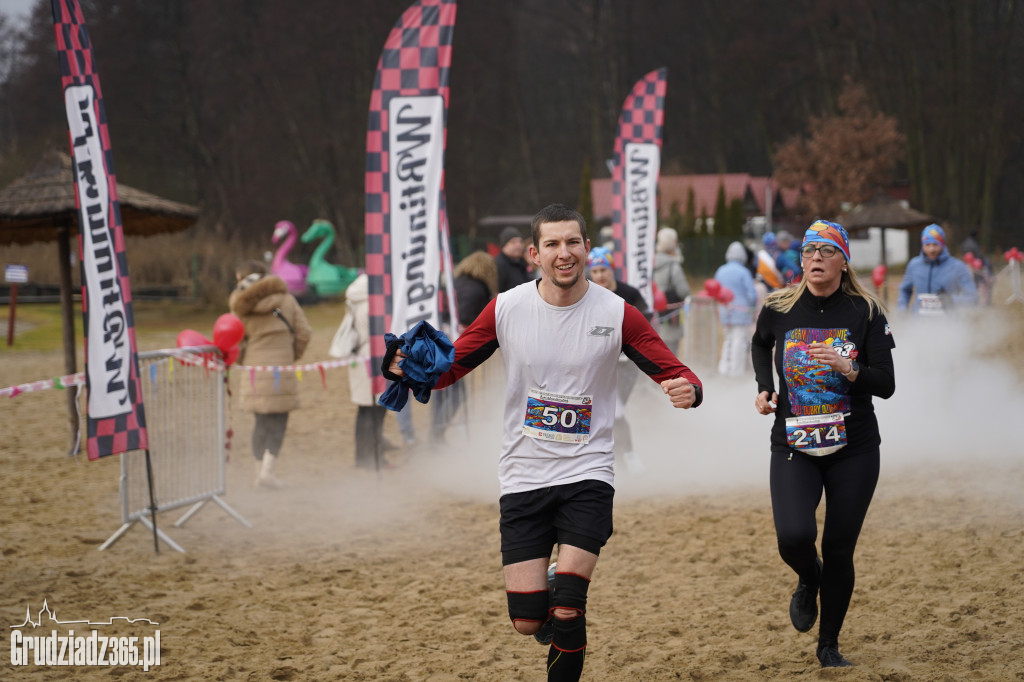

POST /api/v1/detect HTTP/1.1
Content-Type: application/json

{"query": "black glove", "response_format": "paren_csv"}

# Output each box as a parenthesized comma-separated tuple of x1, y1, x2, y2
(380, 336, 405, 382)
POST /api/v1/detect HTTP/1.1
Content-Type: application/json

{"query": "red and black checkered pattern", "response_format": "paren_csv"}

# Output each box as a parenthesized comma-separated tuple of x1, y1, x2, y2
(610, 68, 667, 281)
(365, 0, 457, 395)
(52, 0, 148, 459)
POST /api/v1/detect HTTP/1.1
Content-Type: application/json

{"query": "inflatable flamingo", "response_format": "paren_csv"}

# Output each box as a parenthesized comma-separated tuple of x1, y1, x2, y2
(301, 219, 359, 297)
(271, 220, 309, 295)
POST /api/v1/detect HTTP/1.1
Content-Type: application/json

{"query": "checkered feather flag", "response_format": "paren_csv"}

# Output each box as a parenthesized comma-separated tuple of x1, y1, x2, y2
(52, 0, 148, 459)
(610, 68, 667, 308)
(365, 0, 458, 395)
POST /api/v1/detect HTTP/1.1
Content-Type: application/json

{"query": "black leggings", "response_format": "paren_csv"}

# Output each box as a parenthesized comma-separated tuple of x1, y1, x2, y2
(769, 447, 879, 645)
(252, 412, 289, 459)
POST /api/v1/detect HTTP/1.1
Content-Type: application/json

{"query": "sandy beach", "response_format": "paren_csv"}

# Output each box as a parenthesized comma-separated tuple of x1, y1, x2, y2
(1, 303, 1022, 680)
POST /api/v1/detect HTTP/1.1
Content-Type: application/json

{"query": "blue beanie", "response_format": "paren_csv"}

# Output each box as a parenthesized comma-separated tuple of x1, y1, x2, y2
(587, 246, 614, 269)
(921, 224, 946, 247)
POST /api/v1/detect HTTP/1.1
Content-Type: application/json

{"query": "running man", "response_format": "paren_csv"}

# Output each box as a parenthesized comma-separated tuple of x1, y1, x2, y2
(385, 203, 703, 681)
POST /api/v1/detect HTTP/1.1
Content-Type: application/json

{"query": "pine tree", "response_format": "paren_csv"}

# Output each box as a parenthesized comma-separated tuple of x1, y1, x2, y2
(713, 183, 729, 236)
(683, 187, 697, 237)
(727, 198, 745, 236)
(668, 199, 683, 232)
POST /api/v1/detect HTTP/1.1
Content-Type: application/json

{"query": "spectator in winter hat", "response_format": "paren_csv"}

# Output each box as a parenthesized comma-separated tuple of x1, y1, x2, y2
(494, 226, 530, 292)
(714, 242, 759, 376)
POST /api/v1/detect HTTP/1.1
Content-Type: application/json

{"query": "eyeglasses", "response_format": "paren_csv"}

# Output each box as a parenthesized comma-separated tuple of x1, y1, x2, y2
(801, 244, 839, 258)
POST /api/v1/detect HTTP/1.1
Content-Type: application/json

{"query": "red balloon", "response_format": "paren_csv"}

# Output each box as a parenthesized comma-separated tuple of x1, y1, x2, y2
(177, 329, 212, 348)
(222, 345, 241, 367)
(1005, 247, 1023, 263)
(871, 264, 887, 287)
(703, 278, 721, 297)
(213, 313, 246, 351)
(695, 289, 708, 298)
(652, 283, 668, 312)
(717, 286, 734, 304)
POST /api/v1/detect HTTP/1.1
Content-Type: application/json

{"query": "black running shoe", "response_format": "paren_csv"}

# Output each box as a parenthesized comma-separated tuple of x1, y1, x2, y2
(533, 562, 557, 645)
(789, 558, 822, 633)
(533, 618, 553, 645)
(817, 644, 852, 668)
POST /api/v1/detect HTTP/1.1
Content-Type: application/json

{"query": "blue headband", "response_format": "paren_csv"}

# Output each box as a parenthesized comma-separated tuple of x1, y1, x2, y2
(803, 220, 851, 262)
(587, 246, 614, 269)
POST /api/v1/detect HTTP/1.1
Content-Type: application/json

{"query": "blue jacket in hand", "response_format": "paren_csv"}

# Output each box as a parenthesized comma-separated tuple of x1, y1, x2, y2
(378, 321, 456, 411)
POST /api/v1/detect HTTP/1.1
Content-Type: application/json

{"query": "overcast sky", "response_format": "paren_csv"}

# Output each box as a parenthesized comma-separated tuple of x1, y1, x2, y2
(2, 0, 37, 26)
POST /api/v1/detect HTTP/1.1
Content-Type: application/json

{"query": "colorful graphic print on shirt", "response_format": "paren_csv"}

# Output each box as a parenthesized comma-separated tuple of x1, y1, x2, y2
(782, 327, 857, 417)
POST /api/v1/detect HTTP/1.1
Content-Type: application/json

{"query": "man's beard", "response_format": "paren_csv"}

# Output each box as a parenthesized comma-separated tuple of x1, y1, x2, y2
(548, 267, 581, 289)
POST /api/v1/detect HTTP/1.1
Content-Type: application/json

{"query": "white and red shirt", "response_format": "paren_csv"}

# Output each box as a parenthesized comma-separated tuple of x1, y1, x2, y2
(435, 280, 702, 495)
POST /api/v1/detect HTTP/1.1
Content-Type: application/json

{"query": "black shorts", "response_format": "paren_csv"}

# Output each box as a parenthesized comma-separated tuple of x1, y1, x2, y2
(498, 479, 614, 565)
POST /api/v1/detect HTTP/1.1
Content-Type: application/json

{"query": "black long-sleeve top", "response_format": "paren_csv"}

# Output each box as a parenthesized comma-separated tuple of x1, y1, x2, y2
(751, 287, 895, 455)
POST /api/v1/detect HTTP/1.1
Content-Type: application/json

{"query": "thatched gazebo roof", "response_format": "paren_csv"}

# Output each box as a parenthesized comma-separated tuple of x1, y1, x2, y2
(834, 192, 937, 269)
(0, 150, 199, 245)
(834, 192, 934, 232)
(0, 149, 201, 454)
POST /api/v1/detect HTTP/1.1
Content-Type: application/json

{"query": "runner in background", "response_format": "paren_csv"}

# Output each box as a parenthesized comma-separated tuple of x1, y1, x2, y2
(897, 224, 977, 315)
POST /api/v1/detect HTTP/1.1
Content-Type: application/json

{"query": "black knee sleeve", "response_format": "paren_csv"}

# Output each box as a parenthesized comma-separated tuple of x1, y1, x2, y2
(551, 572, 590, 617)
(550, 572, 590, 653)
(506, 590, 549, 629)
(552, 611, 587, 653)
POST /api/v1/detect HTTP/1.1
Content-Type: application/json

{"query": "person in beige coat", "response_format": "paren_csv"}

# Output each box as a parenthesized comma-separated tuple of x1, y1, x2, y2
(229, 261, 312, 487)
(328, 272, 386, 470)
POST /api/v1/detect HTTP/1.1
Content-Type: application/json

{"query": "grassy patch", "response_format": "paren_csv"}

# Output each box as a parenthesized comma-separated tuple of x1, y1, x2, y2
(1, 298, 346, 356)
(0, 303, 81, 353)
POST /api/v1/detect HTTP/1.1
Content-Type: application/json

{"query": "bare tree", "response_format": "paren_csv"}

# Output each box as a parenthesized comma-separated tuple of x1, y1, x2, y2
(773, 78, 905, 218)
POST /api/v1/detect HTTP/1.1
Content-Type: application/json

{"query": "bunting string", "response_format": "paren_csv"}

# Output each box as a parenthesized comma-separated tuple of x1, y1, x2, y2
(1, 352, 368, 399)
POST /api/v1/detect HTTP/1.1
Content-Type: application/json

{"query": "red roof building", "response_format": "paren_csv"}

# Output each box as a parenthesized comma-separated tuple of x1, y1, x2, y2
(590, 173, 799, 224)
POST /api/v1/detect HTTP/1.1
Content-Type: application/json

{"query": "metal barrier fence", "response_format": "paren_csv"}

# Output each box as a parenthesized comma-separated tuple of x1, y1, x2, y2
(99, 346, 250, 553)
(682, 295, 720, 376)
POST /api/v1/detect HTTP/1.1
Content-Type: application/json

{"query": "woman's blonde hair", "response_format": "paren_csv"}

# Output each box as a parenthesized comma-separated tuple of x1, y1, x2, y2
(764, 267, 886, 319)
(454, 251, 499, 297)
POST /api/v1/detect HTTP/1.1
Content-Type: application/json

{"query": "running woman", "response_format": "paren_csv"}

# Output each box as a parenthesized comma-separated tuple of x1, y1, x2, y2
(750, 220, 896, 668)
(386, 204, 703, 681)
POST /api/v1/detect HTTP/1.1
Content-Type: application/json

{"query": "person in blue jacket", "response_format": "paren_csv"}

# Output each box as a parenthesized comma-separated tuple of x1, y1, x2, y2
(714, 241, 759, 376)
(775, 230, 802, 285)
(898, 224, 977, 314)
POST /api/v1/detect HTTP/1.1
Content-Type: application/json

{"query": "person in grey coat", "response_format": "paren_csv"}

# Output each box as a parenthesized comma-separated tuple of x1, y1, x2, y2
(652, 227, 691, 355)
